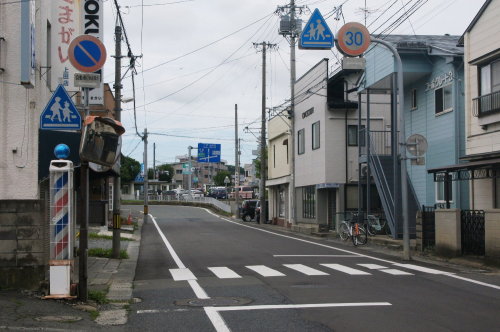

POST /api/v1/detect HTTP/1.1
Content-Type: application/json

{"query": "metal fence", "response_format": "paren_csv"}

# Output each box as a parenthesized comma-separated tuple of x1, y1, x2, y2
(460, 210, 485, 256)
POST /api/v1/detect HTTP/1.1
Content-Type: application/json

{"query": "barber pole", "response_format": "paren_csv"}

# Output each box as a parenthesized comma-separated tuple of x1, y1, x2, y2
(48, 159, 75, 298)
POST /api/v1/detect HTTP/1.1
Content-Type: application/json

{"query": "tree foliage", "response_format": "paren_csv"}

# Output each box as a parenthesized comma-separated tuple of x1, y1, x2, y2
(120, 156, 141, 183)
(213, 170, 231, 186)
(157, 164, 174, 182)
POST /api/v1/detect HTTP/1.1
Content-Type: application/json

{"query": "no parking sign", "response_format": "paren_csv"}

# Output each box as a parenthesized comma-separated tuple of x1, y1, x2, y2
(68, 35, 107, 73)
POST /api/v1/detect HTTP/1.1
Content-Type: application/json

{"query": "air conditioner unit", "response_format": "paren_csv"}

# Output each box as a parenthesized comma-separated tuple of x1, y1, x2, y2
(360, 165, 368, 179)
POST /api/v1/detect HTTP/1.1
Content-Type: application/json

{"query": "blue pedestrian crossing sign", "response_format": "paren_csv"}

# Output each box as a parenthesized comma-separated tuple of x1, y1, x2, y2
(299, 9, 334, 49)
(40, 85, 81, 130)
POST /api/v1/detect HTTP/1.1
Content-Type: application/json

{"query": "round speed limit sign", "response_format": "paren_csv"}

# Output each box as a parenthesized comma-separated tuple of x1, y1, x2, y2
(336, 22, 371, 57)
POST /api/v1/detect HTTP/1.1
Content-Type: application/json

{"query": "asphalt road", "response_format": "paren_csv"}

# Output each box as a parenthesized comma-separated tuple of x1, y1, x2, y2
(125, 205, 500, 332)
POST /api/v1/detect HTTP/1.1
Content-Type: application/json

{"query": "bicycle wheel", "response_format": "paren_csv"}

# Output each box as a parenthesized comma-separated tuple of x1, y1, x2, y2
(352, 223, 367, 246)
(339, 222, 350, 241)
(366, 216, 377, 236)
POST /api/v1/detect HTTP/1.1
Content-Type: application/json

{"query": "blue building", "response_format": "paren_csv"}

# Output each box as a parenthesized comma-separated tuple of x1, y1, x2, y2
(359, 35, 468, 237)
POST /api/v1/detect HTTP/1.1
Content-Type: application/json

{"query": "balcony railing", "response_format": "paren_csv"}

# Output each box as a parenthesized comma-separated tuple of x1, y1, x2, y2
(360, 130, 393, 156)
(473, 90, 500, 117)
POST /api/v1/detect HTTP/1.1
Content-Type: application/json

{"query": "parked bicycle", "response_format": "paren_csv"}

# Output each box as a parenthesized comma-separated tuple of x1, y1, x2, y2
(339, 213, 367, 246)
(366, 214, 387, 236)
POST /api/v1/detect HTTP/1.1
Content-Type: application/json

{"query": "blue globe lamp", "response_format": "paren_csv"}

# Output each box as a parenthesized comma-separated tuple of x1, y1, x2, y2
(54, 144, 70, 159)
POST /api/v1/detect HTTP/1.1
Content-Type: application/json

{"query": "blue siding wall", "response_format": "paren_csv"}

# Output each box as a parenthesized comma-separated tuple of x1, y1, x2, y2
(365, 43, 467, 209)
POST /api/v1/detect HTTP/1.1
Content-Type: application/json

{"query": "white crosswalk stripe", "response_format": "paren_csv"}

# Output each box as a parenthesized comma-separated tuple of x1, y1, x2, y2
(357, 264, 413, 275)
(169, 268, 197, 281)
(283, 264, 330, 276)
(357, 264, 388, 270)
(208, 267, 242, 279)
(321, 263, 371, 275)
(246, 265, 285, 277)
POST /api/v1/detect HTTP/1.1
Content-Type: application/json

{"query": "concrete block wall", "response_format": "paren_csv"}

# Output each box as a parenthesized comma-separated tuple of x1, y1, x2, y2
(0, 200, 48, 289)
(435, 209, 461, 257)
(485, 210, 500, 261)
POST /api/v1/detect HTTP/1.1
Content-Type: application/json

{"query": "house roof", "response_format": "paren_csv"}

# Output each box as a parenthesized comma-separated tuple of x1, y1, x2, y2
(376, 34, 463, 55)
(457, 0, 492, 46)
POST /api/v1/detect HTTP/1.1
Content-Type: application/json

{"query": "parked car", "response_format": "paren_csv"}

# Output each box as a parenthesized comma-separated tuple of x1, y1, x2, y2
(163, 190, 177, 197)
(210, 187, 228, 199)
(241, 199, 258, 222)
(229, 186, 254, 199)
(255, 200, 269, 223)
(182, 190, 204, 199)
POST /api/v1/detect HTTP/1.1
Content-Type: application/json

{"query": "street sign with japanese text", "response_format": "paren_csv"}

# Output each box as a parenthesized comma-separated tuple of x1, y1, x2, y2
(198, 143, 221, 163)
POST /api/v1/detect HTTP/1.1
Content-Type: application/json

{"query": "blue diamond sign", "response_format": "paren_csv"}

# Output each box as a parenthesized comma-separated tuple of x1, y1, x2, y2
(40, 85, 81, 130)
(299, 9, 334, 49)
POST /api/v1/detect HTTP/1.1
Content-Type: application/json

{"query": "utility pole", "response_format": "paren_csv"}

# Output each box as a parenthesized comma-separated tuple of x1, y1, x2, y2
(234, 104, 240, 218)
(153, 142, 156, 180)
(277, 0, 304, 226)
(112, 24, 122, 259)
(254, 42, 276, 224)
(143, 128, 149, 224)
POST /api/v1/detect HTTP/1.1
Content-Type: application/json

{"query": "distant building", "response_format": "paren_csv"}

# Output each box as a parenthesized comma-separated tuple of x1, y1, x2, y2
(171, 155, 228, 189)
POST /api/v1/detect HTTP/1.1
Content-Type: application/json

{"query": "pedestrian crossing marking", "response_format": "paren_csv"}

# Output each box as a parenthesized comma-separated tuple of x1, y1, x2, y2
(246, 265, 285, 277)
(283, 264, 330, 276)
(170, 268, 197, 281)
(393, 264, 448, 275)
(357, 264, 387, 270)
(208, 267, 242, 279)
(379, 269, 414, 276)
(321, 264, 371, 275)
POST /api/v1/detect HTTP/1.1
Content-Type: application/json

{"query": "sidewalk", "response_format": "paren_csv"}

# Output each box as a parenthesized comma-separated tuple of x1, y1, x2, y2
(0, 215, 143, 330)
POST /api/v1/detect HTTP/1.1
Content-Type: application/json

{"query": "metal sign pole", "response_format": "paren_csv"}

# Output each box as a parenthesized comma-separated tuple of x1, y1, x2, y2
(79, 87, 90, 301)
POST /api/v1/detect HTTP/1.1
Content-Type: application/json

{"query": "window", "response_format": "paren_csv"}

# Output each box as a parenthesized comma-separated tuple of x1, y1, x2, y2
(435, 179, 453, 203)
(312, 121, 320, 150)
(283, 139, 289, 164)
(480, 59, 500, 96)
(278, 186, 285, 217)
(435, 84, 452, 114)
(176, 169, 182, 174)
(347, 125, 366, 146)
(302, 186, 316, 219)
(273, 144, 276, 168)
(298, 129, 305, 155)
(411, 89, 417, 110)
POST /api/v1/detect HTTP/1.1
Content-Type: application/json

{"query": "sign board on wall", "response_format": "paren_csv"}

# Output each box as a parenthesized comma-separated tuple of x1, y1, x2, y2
(50, 0, 80, 92)
(81, 0, 104, 105)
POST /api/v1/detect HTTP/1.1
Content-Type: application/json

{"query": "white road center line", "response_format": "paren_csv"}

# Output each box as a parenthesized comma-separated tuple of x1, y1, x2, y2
(210, 302, 392, 312)
(321, 264, 371, 275)
(283, 264, 330, 276)
(246, 265, 285, 277)
(208, 267, 242, 279)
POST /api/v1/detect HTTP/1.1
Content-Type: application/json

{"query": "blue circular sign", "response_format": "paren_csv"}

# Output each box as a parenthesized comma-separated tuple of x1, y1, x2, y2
(68, 35, 107, 73)
(54, 144, 70, 159)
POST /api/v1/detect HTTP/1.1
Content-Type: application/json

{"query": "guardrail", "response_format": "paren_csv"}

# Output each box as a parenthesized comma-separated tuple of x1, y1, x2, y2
(135, 194, 232, 214)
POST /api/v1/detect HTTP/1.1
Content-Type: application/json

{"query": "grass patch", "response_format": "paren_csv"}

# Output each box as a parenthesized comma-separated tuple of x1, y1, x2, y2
(89, 233, 134, 241)
(88, 290, 109, 305)
(89, 310, 100, 320)
(88, 248, 129, 259)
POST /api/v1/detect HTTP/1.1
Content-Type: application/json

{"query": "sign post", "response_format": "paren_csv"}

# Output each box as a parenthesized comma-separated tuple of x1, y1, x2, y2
(68, 34, 107, 301)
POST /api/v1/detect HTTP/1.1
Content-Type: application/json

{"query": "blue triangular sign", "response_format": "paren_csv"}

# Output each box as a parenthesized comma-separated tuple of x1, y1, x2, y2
(299, 9, 334, 49)
(40, 84, 81, 130)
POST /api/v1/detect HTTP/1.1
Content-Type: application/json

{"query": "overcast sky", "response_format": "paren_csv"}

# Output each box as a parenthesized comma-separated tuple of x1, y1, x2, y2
(101, 0, 484, 168)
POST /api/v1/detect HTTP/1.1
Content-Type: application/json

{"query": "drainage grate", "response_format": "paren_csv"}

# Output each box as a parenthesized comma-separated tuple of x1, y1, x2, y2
(175, 297, 252, 307)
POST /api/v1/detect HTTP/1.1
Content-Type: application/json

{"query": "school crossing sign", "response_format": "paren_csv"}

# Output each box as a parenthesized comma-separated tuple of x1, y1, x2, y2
(299, 9, 334, 49)
(40, 84, 81, 130)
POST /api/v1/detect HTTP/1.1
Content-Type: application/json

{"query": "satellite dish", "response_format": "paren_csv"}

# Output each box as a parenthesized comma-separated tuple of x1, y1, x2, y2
(406, 134, 428, 157)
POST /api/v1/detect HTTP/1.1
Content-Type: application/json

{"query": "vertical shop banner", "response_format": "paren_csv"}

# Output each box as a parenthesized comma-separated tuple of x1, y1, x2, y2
(51, 0, 81, 92)
(81, 0, 104, 105)
(20, 0, 36, 87)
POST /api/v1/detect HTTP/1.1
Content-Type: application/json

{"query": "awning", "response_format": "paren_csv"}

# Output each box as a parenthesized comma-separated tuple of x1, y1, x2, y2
(427, 158, 500, 181)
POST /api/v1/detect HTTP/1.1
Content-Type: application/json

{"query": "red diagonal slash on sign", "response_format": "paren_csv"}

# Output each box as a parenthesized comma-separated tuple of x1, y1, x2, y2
(68, 35, 107, 73)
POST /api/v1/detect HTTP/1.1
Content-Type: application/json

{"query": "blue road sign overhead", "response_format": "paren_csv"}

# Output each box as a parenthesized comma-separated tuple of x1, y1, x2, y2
(40, 85, 81, 130)
(299, 9, 334, 49)
(198, 143, 221, 163)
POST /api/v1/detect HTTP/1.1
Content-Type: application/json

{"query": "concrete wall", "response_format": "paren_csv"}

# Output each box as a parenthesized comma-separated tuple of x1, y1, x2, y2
(435, 209, 461, 257)
(268, 115, 291, 180)
(485, 210, 500, 260)
(0, 200, 48, 289)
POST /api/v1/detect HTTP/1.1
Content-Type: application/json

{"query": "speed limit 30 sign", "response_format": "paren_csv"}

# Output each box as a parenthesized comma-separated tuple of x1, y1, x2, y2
(336, 22, 371, 57)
